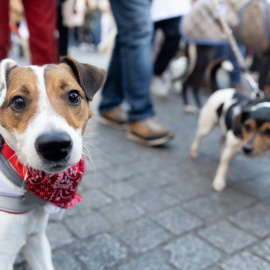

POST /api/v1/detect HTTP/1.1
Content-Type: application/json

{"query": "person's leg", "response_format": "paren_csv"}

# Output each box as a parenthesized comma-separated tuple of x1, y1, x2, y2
(57, 2, 69, 57)
(99, 34, 125, 112)
(100, 0, 154, 122)
(227, 45, 246, 87)
(99, 0, 173, 146)
(22, 0, 58, 65)
(0, 0, 10, 61)
(154, 16, 181, 76)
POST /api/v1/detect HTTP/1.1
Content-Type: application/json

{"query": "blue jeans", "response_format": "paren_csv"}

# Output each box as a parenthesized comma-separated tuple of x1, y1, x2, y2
(99, 0, 155, 122)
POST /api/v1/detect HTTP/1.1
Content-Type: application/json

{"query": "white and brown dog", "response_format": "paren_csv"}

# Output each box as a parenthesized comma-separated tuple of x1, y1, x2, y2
(0, 57, 105, 270)
(190, 88, 270, 191)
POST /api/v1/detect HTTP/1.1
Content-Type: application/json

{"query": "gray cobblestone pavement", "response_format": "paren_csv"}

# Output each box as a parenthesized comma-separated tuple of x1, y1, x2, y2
(11, 47, 270, 270)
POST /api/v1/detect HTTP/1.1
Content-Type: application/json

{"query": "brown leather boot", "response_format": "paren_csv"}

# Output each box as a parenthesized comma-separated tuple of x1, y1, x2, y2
(127, 118, 174, 146)
(99, 107, 127, 129)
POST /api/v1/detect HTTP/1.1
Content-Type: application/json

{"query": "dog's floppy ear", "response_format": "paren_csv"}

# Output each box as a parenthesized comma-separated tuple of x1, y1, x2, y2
(0, 59, 17, 107)
(232, 111, 249, 138)
(60, 56, 106, 100)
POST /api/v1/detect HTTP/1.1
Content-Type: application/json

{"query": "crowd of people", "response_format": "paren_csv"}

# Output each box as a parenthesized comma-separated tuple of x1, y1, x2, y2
(0, 0, 257, 147)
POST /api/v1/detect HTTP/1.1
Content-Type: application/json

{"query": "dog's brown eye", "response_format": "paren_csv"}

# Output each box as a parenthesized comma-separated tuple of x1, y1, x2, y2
(11, 96, 26, 111)
(264, 129, 270, 136)
(244, 124, 251, 132)
(68, 90, 81, 105)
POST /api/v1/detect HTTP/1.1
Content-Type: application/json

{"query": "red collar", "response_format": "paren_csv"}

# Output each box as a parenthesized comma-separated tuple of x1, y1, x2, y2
(1, 142, 84, 209)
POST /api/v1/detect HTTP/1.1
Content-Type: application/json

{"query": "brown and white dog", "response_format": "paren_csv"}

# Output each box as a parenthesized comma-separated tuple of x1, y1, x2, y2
(0, 57, 106, 270)
(190, 88, 270, 191)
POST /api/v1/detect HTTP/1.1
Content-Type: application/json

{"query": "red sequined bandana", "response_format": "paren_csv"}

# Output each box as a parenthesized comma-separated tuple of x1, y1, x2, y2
(1, 142, 84, 209)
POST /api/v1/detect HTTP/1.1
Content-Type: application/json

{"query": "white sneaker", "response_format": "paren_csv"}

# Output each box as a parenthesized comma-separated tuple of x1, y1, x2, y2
(151, 75, 169, 97)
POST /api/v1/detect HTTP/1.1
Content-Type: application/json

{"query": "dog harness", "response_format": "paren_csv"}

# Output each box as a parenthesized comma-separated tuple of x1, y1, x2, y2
(0, 141, 84, 214)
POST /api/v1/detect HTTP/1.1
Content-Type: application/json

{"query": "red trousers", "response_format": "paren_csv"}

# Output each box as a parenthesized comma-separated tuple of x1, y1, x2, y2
(0, 0, 58, 65)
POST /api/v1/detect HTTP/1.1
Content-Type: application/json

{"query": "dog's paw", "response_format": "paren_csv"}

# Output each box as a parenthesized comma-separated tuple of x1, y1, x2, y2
(212, 178, 226, 192)
(190, 146, 198, 158)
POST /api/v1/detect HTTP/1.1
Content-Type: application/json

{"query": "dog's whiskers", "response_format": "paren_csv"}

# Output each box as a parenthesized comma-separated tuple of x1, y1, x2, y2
(83, 141, 104, 156)
(82, 144, 96, 176)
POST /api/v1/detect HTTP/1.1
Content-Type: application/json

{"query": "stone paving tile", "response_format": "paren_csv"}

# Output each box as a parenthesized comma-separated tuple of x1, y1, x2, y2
(119, 253, 173, 270)
(115, 218, 171, 253)
(227, 155, 270, 179)
(226, 160, 265, 183)
(46, 222, 75, 250)
(103, 164, 137, 181)
(164, 234, 221, 270)
(64, 212, 111, 239)
(165, 180, 209, 204)
(100, 201, 145, 225)
(127, 157, 164, 174)
(52, 250, 83, 270)
(230, 203, 270, 238)
(143, 154, 178, 169)
(80, 171, 114, 189)
(102, 181, 139, 200)
(105, 152, 137, 165)
(152, 206, 203, 235)
(162, 160, 214, 186)
(84, 154, 113, 171)
(198, 221, 257, 254)
(183, 197, 228, 222)
(159, 165, 193, 182)
(221, 251, 270, 270)
(233, 174, 270, 199)
(180, 155, 218, 176)
(74, 233, 127, 270)
(79, 189, 113, 212)
(127, 172, 169, 191)
(251, 237, 270, 262)
(210, 188, 256, 213)
(132, 188, 179, 213)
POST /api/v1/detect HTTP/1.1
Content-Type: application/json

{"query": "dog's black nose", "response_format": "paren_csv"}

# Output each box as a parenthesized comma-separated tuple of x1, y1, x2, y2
(35, 132, 72, 161)
(243, 144, 253, 154)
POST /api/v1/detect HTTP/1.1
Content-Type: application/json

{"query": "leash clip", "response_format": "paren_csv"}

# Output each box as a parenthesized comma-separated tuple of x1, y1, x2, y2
(21, 168, 29, 191)
(251, 90, 264, 100)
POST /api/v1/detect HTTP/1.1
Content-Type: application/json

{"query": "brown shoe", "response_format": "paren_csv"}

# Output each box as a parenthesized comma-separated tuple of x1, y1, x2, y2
(127, 118, 174, 146)
(99, 107, 127, 129)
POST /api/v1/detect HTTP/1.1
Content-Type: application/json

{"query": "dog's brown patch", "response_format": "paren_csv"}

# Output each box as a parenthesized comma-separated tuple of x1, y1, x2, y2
(254, 122, 270, 152)
(44, 64, 92, 134)
(0, 67, 39, 133)
(242, 120, 270, 153)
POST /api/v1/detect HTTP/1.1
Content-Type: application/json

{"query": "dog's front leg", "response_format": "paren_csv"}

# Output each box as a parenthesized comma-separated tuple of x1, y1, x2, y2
(212, 132, 241, 191)
(0, 212, 28, 270)
(219, 135, 226, 158)
(190, 107, 218, 158)
(0, 242, 24, 270)
(0, 235, 25, 270)
(23, 232, 54, 270)
(22, 208, 54, 270)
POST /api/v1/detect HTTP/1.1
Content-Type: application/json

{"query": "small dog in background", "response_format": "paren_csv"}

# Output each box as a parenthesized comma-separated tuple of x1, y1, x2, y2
(166, 44, 233, 114)
(190, 88, 270, 191)
(178, 45, 233, 114)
